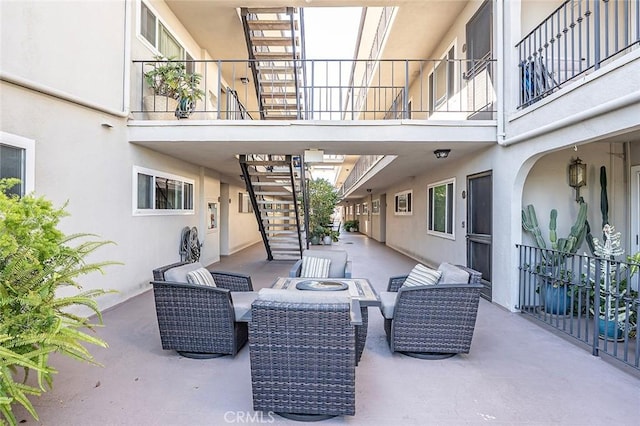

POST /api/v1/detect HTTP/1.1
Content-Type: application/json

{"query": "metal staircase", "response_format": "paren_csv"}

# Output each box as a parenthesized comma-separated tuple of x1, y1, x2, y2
(239, 154, 306, 261)
(241, 7, 305, 120)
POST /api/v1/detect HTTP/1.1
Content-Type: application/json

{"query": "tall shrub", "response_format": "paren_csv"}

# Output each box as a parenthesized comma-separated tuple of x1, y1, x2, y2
(0, 179, 117, 425)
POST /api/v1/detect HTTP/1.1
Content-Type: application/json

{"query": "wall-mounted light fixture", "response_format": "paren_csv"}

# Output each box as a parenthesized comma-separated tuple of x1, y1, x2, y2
(434, 149, 451, 159)
(240, 77, 250, 85)
(568, 157, 587, 202)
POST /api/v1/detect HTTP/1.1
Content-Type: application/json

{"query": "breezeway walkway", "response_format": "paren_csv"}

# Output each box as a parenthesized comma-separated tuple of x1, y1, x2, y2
(13, 233, 640, 425)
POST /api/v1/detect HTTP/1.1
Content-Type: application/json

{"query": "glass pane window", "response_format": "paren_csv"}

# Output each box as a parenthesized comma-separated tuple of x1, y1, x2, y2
(141, 2, 156, 45)
(134, 167, 194, 215)
(394, 190, 412, 215)
(137, 173, 153, 209)
(0, 144, 25, 196)
(140, 1, 188, 61)
(428, 178, 455, 238)
(159, 25, 184, 59)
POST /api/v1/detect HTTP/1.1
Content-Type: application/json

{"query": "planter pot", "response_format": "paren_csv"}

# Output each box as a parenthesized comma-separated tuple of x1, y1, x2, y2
(543, 283, 570, 315)
(349, 227, 356, 232)
(598, 318, 624, 341)
(310, 236, 320, 245)
(322, 236, 332, 245)
(143, 95, 178, 120)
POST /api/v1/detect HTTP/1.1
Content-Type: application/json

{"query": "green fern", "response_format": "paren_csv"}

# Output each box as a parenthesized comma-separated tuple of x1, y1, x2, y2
(1, 178, 119, 425)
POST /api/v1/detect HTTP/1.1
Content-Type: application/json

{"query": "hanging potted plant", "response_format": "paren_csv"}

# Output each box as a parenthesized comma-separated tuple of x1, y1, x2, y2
(143, 55, 204, 119)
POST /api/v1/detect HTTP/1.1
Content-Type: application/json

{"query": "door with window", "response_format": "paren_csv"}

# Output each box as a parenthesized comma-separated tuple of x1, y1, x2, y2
(467, 171, 492, 300)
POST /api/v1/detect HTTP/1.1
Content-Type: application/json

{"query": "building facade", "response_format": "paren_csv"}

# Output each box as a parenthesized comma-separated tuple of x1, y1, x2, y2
(1, 0, 639, 314)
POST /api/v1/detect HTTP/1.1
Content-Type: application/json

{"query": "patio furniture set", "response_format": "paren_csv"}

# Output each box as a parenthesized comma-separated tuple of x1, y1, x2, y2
(150, 250, 483, 421)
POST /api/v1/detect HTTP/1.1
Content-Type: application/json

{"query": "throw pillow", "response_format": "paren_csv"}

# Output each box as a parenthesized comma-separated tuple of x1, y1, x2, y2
(300, 256, 332, 278)
(438, 262, 470, 284)
(186, 267, 216, 287)
(402, 263, 442, 287)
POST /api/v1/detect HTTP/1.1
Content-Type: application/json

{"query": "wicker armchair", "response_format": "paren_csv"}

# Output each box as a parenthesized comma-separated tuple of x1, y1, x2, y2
(151, 261, 256, 359)
(380, 264, 483, 359)
(249, 291, 357, 421)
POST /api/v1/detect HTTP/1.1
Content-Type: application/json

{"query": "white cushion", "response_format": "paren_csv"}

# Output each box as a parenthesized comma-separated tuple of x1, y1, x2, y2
(257, 288, 349, 304)
(164, 262, 204, 283)
(300, 256, 331, 278)
(438, 262, 470, 284)
(302, 250, 348, 278)
(402, 263, 442, 287)
(186, 267, 216, 287)
(379, 291, 398, 319)
(231, 291, 258, 320)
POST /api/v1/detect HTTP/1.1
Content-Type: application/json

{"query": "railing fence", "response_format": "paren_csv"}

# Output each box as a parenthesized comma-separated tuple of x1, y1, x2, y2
(517, 244, 639, 372)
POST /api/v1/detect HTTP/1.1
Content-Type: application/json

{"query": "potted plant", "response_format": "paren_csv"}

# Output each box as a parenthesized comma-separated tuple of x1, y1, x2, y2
(305, 178, 339, 245)
(586, 224, 639, 340)
(0, 179, 117, 425)
(344, 220, 359, 233)
(522, 202, 588, 314)
(143, 55, 204, 119)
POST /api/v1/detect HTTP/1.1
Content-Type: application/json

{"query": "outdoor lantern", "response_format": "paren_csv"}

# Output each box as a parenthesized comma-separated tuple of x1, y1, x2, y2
(568, 157, 587, 202)
(434, 149, 451, 159)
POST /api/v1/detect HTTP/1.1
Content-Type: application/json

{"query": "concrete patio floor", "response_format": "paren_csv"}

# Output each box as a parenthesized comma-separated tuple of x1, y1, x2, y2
(13, 233, 640, 425)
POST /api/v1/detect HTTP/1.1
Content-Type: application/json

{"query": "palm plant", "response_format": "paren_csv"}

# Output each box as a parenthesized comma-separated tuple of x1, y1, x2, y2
(0, 179, 117, 425)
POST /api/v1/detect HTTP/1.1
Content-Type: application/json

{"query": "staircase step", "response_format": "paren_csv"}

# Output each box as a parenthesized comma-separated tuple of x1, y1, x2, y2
(251, 181, 292, 186)
(260, 92, 299, 99)
(245, 7, 290, 14)
(258, 66, 300, 74)
(247, 20, 298, 31)
(259, 80, 297, 87)
(252, 37, 299, 47)
(254, 191, 292, 196)
(254, 52, 298, 61)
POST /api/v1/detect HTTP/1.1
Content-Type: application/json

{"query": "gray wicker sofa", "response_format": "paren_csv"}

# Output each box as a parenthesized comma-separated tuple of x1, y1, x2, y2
(249, 289, 357, 421)
(380, 263, 483, 359)
(151, 261, 257, 359)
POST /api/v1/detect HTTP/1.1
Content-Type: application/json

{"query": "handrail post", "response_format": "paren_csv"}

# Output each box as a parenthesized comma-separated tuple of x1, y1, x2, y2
(403, 60, 409, 119)
(594, 0, 601, 70)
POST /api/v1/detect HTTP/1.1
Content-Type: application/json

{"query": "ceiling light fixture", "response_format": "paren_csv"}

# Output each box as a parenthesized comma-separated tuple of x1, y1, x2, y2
(434, 149, 451, 159)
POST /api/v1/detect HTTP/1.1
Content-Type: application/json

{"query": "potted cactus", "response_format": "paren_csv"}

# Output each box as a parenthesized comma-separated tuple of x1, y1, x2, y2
(522, 201, 588, 314)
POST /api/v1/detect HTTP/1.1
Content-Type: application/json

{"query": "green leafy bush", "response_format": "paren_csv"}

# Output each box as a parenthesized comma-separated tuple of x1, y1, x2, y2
(0, 179, 117, 425)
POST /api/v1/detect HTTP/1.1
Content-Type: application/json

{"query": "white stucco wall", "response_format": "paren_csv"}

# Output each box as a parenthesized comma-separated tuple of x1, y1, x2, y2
(226, 184, 262, 255)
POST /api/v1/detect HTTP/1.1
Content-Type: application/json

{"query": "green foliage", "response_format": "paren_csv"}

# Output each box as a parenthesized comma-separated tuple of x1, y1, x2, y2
(343, 220, 359, 232)
(306, 178, 339, 241)
(144, 55, 204, 103)
(0, 179, 118, 425)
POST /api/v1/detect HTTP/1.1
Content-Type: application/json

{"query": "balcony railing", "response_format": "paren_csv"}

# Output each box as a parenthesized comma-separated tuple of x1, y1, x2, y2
(517, 245, 639, 372)
(132, 58, 496, 121)
(337, 155, 385, 197)
(516, 0, 640, 108)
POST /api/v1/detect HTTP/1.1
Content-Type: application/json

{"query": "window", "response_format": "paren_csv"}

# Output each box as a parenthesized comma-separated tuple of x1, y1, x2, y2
(238, 192, 253, 213)
(133, 166, 194, 215)
(140, 0, 192, 71)
(0, 132, 35, 197)
(428, 178, 455, 239)
(394, 190, 412, 215)
(362, 202, 368, 214)
(466, 0, 492, 77)
(356, 204, 360, 215)
(429, 47, 455, 113)
(372, 199, 380, 214)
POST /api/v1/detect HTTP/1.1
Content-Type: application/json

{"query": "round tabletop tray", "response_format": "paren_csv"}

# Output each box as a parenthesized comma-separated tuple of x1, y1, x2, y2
(295, 280, 349, 291)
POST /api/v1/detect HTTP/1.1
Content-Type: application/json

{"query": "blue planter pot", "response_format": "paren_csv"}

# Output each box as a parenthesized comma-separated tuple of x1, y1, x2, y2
(543, 283, 570, 315)
(598, 318, 624, 341)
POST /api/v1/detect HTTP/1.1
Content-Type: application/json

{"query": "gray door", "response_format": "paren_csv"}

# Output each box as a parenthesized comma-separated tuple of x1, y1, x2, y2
(467, 171, 492, 300)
